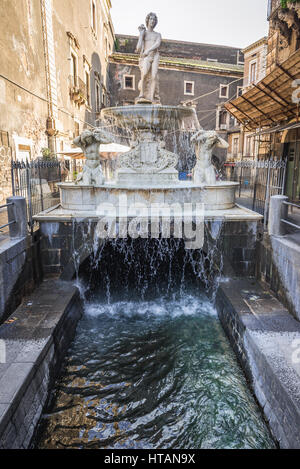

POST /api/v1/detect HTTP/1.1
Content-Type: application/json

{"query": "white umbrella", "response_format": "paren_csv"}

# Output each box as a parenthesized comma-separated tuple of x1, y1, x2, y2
(99, 143, 129, 153)
(57, 143, 129, 159)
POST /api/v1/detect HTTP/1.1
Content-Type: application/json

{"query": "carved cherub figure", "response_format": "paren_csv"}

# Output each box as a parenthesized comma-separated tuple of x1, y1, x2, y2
(74, 128, 113, 186)
(191, 130, 229, 185)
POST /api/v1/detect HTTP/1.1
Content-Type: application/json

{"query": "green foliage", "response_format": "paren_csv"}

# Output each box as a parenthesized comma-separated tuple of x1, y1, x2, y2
(281, 0, 300, 8)
(41, 147, 56, 160)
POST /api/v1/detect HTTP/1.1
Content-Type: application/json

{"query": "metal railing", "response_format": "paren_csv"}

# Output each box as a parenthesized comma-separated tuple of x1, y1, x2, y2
(0, 203, 15, 232)
(228, 158, 287, 225)
(281, 201, 300, 230)
(11, 160, 62, 232)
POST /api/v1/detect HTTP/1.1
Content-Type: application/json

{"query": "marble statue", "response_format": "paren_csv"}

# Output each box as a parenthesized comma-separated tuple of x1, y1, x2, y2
(135, 12, 161, 104)
(74, 129, 113, 186)
(191, 130, 229, 185)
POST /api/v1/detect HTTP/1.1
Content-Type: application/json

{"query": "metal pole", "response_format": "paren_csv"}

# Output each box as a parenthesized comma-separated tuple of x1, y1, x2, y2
(11, 159, 15, 196)
(264, 158, 272, 230)
(26, 160, 33, 235)
(38, 161, 44, 212)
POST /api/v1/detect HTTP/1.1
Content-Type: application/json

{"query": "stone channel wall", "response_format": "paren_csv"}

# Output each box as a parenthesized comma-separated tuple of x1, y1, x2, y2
(216, 278, 300, 449)
(0, 280, 82, 449)
(0, 231, 43, 324)
(257, 233, 300, 321)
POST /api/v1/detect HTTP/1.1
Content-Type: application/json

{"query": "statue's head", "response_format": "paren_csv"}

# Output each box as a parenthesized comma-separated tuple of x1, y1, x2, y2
(191, 130, 228, 149)
(146, 12, 158, 29)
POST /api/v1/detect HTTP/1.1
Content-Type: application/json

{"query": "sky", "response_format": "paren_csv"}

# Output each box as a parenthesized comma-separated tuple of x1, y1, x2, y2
(110, 0, 269, 49)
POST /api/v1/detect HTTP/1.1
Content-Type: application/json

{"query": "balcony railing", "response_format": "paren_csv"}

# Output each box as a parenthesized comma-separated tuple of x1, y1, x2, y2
(69, 75, 87, 105)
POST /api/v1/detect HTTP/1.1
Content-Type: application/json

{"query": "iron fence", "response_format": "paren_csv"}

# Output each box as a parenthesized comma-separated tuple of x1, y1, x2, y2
(228, 158, 287, 225)
(11, 159, 62, 232)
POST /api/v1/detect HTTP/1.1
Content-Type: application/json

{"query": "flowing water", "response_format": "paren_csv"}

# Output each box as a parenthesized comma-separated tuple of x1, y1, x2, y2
(35, 239, 275, 449)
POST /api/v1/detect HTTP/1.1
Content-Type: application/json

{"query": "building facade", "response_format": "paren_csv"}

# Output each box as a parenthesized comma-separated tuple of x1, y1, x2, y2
(0, 0, 114, 204)
(226, 37, 268, 163)
(226, 0, 300, 203)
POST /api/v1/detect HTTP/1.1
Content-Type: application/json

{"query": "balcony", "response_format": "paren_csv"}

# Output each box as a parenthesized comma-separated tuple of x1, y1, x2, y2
(69, 76, 87, 106)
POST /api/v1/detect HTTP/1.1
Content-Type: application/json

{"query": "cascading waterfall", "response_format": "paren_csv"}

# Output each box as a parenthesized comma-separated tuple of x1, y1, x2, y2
(35, 228, 276, 449)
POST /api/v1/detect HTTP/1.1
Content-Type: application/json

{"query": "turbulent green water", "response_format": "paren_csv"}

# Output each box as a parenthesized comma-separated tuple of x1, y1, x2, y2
(36, 293, 275, 449)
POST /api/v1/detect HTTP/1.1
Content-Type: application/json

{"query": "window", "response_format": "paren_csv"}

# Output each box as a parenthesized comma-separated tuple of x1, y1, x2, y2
(95, 81, 101, 112)
(237, 50, 244, 65)
(219, 84, 229, 99)
(74, 121, 80, 138)
(105, 37, 108, 58)
(91, 1, 96, 32)
(123, 75, 135, 90)
(71, 52, 77, 87)
(85, 71, 90, 106)
(102, 87, 106, 107)
(249, 61, 257, 84)
(245, 136, 253, 156)
(218, 109, 228, 130)
(13, 136, 32, 162)
(233, 137, 239, 157)
(184, 81, 194, 96)
(237, 86, 243, 98)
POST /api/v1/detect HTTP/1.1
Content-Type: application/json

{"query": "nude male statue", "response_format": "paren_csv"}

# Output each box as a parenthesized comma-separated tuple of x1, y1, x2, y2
(135, 12, 162, 104)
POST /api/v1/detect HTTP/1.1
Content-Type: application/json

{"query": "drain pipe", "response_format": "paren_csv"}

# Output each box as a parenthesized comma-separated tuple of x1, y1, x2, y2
(40, 0, 58, 153)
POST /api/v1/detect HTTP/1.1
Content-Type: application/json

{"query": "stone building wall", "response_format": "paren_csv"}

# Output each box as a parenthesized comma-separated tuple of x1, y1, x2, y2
(0, 0, 114, 198)
(115, 35, 244, 64)
(0, 231, 43, 324)
(0, 132, 12, 205)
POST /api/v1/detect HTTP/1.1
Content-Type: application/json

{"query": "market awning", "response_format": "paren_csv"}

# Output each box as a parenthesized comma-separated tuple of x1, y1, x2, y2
(248, 120, 300, 137)
(225, 48, 300, 131)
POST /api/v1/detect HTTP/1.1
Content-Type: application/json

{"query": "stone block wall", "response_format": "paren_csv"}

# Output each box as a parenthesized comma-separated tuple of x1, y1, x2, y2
(257, 233, 300, 321)
(216, 278, 300, 448)
(38, 218, 261, 282)
(0, 280, 82, 448)
(0, 231, 43, 324)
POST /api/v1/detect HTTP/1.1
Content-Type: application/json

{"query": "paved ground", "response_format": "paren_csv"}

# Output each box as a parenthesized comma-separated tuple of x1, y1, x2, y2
(217, 278, 300, 448)
(0, 279, 82, 448)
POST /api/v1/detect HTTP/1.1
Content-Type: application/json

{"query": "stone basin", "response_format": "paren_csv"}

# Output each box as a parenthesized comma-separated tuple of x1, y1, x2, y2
(58, 181, 239, 212)
(101, 104, 199, 132)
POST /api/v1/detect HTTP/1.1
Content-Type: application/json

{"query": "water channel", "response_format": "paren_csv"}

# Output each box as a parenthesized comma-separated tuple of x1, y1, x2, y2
(35, 239, 275, 449)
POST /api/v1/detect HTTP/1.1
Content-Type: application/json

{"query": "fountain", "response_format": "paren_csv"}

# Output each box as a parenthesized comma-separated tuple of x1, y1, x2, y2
(34, 11, 262, 269)
(57, 11, 239, 215)
(31, 14, 275, 450)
